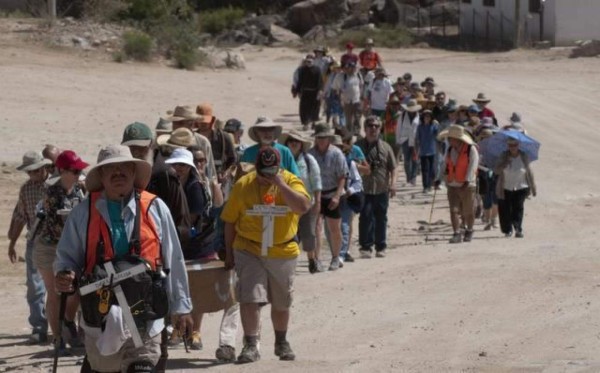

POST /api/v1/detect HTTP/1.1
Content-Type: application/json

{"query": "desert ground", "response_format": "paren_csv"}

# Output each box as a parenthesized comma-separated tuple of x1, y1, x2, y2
(1, 19, 600, 373)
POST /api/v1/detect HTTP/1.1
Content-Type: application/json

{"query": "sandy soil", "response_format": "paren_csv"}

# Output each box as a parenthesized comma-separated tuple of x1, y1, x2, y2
(1, 18, 600, 373)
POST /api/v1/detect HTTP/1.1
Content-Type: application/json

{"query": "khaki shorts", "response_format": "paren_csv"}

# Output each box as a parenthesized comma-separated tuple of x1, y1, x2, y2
(447, 185, 476, 216)
(32, 237, 56, 271)
(234, 250, 297, 311)
(85, 332, 161, 373)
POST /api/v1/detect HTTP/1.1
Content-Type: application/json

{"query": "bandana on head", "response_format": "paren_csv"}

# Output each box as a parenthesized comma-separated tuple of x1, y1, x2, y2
(256, 146, 280, 177)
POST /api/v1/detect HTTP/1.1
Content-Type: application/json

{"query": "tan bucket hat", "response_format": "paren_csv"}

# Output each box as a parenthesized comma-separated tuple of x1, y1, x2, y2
(437, 125, 474, 145)
(85, 145, 152, 192)
(155, 117, 172, 135)
(311, 123, 335, 138)
(165, 105, 202, 122)
(279, 130, 312, 152)
(156, 128, 196, 148)
(248, 117, 283, 143)
(17, 151, 52, 171)
(401, 99, 422, 113)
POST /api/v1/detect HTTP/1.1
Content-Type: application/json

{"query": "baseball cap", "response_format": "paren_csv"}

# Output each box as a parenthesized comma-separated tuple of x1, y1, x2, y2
(255, 146, 280, 177)
(121, 122, 153, 147)
(55, 150, 89, 171)
(224, 118, 243, 133)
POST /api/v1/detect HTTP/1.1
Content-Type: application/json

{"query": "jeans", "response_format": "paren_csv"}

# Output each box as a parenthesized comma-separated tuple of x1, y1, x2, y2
(339, 200, 354, 259)
(401, 141, 418, 183)
(25, 239, 47, 334)
(498, 188, 529, 234)
(358, 192, 389, 252)
(420, 155, 435, 190)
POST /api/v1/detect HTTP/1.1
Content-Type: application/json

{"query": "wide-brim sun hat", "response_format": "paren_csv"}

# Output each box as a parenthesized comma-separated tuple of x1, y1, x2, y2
(279, 130, 312, 152)
(165, 147, 197, 172)
(332, 135, 344, 147)
(437, 125, 475, 145)
(156, 128, 196, 148)
(165, 105, 202, 122)
(248, 118, 283, 143)
(311, 123, 335, 138)
(473, 92, 491, 103)
(17, 151, 52, 171)
(401, 99, 422, 113)
(85, 145, 152, 193)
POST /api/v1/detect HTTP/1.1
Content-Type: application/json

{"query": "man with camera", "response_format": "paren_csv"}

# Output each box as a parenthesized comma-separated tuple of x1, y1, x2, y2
(355, 116, 397, 258)
(54, 145, 193, 373)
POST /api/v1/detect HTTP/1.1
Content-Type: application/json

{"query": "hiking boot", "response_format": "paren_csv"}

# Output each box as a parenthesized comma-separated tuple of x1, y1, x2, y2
(463, 230, 473, 243)
(63, 320, 83, 348)
(189, 331, 203, 350)
(215, 345, 236, 363)
(449, 232, 462, 244)
(504, 231, 513, 238)
(515, 231, 524, 238)
(359, 249, 372, 259)
(168, 329, 182, 346)
(375, 250, 387, 258)
(329, 257, 341, 271)
(28, 332, 48, 345)
(344, 253, 355, 263)
(237, 344, 260, 364)
(274, 341, 296, 361)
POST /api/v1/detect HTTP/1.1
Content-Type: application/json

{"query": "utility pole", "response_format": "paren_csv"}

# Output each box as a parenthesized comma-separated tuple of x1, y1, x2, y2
(48, 0, 56, 19)
(514, 0, 521, 48)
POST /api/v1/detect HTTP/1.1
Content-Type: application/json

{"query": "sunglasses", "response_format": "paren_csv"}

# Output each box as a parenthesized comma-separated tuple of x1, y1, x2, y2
(366, 124, 380, 129)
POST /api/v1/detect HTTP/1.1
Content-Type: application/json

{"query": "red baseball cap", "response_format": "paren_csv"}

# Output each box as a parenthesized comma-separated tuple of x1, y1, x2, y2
(346, 42, 354, 50)
(55, 150, 89, 171)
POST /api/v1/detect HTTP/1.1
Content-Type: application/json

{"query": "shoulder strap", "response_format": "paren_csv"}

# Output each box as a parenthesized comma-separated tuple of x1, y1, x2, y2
(130, 191, 142, 255)
(302, 152, 311, 175)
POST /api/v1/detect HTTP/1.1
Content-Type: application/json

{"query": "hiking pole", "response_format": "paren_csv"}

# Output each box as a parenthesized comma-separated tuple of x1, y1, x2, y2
(52, 291, 68, 373)
(425, 186, 438, 242)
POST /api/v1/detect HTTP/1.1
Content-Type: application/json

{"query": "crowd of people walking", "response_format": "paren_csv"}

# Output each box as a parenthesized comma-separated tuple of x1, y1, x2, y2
(6, 39, 538, 371)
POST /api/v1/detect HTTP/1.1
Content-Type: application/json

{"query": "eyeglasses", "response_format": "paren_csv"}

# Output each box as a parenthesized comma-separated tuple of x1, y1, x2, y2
(366, 124, 380, 129)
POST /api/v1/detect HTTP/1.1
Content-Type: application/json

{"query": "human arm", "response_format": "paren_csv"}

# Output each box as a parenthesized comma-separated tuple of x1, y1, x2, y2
(465, 145, 480, 187)
(223, 222, 236, 270)
(7, 202, 25, 263)
(308, 155, 322, 215)
(346, 161, 363, 196)
(210, 179, 224, 208)
(271, 172, 311, 215)
(54, 202, 88, 292)
(386, 143, 398, 197)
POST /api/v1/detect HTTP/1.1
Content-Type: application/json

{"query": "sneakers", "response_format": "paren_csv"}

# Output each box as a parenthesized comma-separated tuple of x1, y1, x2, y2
(168, 329, 182, 346)
(328, 257, 341, 271)
(62, 320, 83, 348)
(449, 232, 462, 244)
(504, 231, 513, 238)
(463, 230, 473, 243)
(483, 223, 492, 231)
(308, 259, 324, 274)
(515, 231, 524, 238)
(344, 253, 355, 263)
(215, 345, 236, 363)
(359, 249, 372, 259)
(237, 343, 260, 364)
(189, 331, 203, 350)
(375, 250, 386, 258)
(274, 341, 296, 361)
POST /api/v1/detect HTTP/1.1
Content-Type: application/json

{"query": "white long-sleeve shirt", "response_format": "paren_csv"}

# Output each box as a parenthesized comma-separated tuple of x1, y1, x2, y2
(396, 112, 420, 147)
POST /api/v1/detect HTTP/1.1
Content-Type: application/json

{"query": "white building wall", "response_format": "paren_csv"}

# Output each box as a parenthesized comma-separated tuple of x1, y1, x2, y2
(554, 0, 600, 45)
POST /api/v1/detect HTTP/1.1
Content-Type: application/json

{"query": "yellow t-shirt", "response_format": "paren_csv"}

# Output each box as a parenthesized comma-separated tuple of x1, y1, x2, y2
(220, 170, 309, 259)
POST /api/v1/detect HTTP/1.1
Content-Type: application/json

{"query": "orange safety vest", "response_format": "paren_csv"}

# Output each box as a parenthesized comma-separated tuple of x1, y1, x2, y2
(446, 144, 471, 183)
(85, 190, 161, 274)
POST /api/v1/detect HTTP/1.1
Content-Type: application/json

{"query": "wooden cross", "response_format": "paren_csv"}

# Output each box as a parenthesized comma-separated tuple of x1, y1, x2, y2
(245, 205, 289, 256)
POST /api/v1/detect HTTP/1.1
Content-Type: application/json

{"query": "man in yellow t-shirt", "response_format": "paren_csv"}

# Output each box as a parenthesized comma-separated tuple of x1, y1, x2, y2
(221, 146, 310, 364)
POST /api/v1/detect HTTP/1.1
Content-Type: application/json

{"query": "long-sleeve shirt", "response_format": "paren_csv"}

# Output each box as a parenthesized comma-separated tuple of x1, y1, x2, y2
(346, 159, 363, 195)
(54, 191, 192, 338)
(396, 111, 420, 147)
(10, 180, 46, 232)
(297, 65, 323, 93)
(296, 152, 322, 202)
(416, 122, 440, 157)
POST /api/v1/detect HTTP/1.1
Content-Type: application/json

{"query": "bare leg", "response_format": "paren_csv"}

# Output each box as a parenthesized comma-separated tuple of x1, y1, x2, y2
(240, 303, 261, 337)
(271, 308, 289, 332)
(325, 217, 342, 258)
(38, 269, 59, 337)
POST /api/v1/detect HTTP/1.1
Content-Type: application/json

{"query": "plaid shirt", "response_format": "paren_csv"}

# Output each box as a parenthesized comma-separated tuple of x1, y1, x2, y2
(11, 180, 46, 230)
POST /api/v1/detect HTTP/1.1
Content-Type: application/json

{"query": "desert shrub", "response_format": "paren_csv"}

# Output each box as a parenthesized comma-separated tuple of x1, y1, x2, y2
(198, 6, 244, 35)
(335, 26, 414, 49)
(112, 50, 126, 62)
(122, 30, 153, 61)
(83, 0, 128, 21)
(173, 45, 198, 70)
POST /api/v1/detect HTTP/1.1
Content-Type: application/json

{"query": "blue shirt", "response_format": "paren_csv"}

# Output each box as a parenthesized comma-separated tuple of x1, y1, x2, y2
(241, 143, 300, 176)
(106, 200, 129, 257)
(349, 145, 366, 163)
(416, 123, 439, 157)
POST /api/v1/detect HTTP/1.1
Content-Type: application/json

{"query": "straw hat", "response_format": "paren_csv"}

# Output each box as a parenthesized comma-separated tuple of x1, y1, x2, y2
(85, 145, 152, 193)
(17, 151, 52, 171)
(279, 130, 312, 152)
(165, 105, 202, 122)
(155, 118, 172, 135)
(472, 92, 491, 103)
(401, 99, 422, 113)
(437, 125, 474, 145)
(332, 135, 344, 147)
(196, 103, 215, 124)
(156, 128, 196, 148)
(248, 118, 282, 143)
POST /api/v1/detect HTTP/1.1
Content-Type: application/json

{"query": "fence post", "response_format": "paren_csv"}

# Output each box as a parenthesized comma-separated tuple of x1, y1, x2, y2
(500, 11, 504, 46)
(429, 2, 433, 35)
(472, 8, 476, 43)
(442, 5, 446, 37)
(486, 10, 490, 45)
(417, 4, 421, 35)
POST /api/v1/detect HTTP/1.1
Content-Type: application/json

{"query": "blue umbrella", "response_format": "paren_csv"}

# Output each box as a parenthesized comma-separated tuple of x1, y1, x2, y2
(479, 130, 540, 167)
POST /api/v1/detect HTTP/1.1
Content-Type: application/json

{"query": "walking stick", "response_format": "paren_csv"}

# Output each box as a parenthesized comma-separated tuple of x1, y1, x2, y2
(52, 292, 68, 373)
(425, 186, 438, 242)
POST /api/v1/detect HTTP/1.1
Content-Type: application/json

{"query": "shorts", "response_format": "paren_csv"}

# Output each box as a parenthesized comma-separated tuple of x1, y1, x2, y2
(32, 237, 56, 271)
(447, 185, 476, 216)
(234, 250, 297, 311)
(85, 331, 161, 372)
(297, 210, 317, 252)
(320, 197, 341, 219)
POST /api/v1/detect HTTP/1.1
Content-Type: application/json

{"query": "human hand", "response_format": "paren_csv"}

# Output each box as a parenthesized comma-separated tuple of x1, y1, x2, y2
(224, 250, 235, 270)
(328, 195, 340, 210)
(8, 246, 16, 264)
(55, 270, 76, 294)
(389, 187, 396, 198)
(177, 313, 194, 338)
